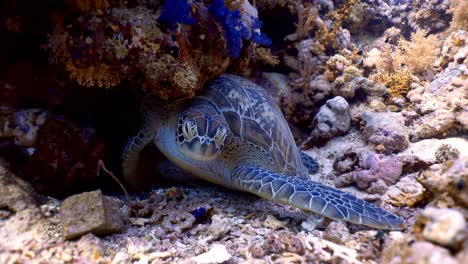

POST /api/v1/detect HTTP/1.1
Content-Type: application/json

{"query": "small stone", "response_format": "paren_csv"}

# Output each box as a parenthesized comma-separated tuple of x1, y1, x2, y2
(450, 77, 463, 87)
(161, 211, 195, 233)
(249, 244, 265, 258)
(323, 221, 350, 244)
(409, 94, 422, 103)
(60, 189, 124, 240)
(420, 207, 466, 249)
(207, 214, 231, 240)
(76, 234, 105, 260)
(191, 244, 232, 264)
(301, 214, 325, 232)
(264, 232, 305, 255)
(112, 252, 130, 264)
(263, 214, 287, 230)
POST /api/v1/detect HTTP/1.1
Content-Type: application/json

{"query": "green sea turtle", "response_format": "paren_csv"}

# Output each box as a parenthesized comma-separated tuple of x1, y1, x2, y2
(122, 74, 404, 230)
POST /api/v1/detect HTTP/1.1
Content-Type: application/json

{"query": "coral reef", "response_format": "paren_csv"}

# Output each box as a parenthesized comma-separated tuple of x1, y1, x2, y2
(45, 1, 271, 99)
(408, 0, 453, 34)
(1, 0, 468, 263)
(416, 207, 466, 249)
(418, 158, 468, 207)
(406, 65, 467, 140)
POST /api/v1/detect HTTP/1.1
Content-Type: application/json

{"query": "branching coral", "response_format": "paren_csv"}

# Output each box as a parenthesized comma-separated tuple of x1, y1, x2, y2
(370, 67, 414, 98)
(284, 3, 323, 42)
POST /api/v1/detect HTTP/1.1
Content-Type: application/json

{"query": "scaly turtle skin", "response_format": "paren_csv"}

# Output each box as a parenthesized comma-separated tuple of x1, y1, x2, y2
(123, 74, 404, 230)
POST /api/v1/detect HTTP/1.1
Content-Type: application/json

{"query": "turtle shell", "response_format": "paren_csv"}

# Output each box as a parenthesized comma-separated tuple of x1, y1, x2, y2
(199, 74, 308, 177)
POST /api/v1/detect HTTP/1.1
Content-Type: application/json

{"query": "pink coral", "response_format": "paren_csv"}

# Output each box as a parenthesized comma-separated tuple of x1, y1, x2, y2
(336, 152, 403, 192)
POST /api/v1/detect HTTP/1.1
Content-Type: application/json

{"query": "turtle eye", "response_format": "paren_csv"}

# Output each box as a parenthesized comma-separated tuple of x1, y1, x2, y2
(182, 119, 197, 140)
(214, 126, 227, 147)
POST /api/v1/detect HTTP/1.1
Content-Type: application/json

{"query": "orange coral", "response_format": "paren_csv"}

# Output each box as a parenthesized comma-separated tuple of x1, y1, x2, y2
(370, 67, 414, 98)
(394, 30, 441, 76)
(285, 3, 322, 41)
(450, 0, 468, 30)
(255, 47, 280, 66)
(65, 60, 120, 88)
(365, 30, 441, 83)
(46, 4, 233, 99)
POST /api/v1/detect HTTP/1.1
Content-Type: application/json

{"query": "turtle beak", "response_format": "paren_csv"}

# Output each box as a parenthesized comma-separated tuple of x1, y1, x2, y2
(181, 137, 220, 161)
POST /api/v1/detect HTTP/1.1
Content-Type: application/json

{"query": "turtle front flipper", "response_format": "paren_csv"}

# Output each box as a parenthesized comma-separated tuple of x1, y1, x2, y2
(300, 151, 319, 174)
(122, 94, 160, 190)
(231, 165, 405, 230)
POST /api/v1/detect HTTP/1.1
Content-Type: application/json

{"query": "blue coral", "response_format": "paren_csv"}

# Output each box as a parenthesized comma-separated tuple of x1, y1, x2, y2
(250, 17, 272, 46)
(209, 0, 271, 58)
(158, 0, 195, 29)
(209, 0, 249, 58)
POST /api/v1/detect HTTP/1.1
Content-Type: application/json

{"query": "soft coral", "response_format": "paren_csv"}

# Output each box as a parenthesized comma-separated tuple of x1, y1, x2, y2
(209, 0, 271, 58)
(158, 0, 195, 29)
(209, 0, 249, 58)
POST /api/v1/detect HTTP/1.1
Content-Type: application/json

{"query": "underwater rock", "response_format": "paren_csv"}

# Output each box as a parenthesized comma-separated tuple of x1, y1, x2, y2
(60, 190, 124, 240)
(331, 66, 363, 99)
(435, 30, 468, 70)
(350, 77, 387, 106)
(418, 207, 466, 249)
(161, 211, 196, 234)
(359, 111, 409, 154)
(191, 244, 232, 264)
(20, 116, 106, 197)
(263, 214, 287, 230)
(0, 163, 55, 259)
(397, 137, 468, 169)
(383, 241, 459, 264)
(308, 96, 351, 144)
(408, 0, 452, 34)
(418, 158, 468, 207)
(264, 231, 305, 256)
(0, 108, 49, 147)
(383, 173, 427, 207)
(409, 65, 467, 140)
(0, 162, 39, 213)
(207, 214, 231, 240)
(336, 152, 403, 193)
(301, 214, 325, 232)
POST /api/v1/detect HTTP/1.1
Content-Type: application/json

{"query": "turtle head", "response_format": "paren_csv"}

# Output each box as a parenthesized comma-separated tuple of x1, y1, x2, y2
(176, 104, 228, 161)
